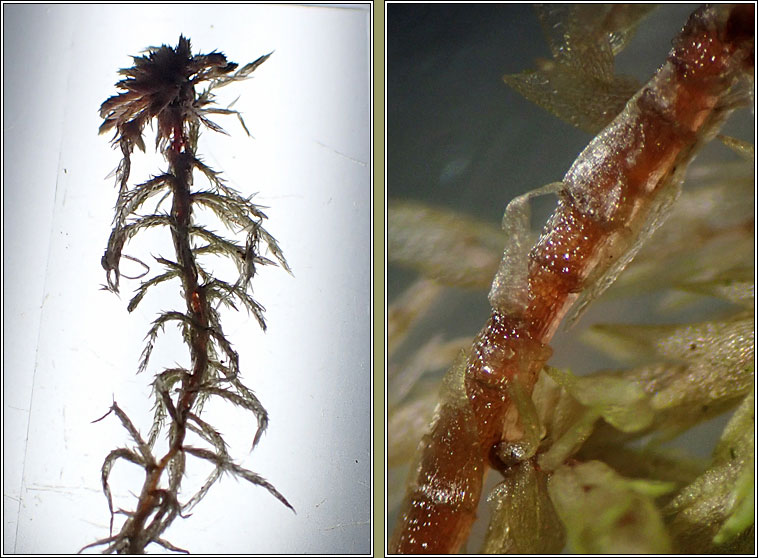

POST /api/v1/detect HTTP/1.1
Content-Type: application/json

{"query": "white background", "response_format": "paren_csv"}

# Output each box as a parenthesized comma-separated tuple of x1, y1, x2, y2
(3, 3, 371, 554)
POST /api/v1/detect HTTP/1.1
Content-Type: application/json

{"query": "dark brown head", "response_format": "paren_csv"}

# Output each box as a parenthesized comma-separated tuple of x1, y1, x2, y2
(99, 35, 238, 152)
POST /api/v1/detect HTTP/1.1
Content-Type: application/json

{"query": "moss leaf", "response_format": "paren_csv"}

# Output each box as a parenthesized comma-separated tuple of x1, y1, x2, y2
(482, 460, 565, 553)
(543, 366, 654, 433)
(548, 460, 675, 553)
(665, 390, 755, 552)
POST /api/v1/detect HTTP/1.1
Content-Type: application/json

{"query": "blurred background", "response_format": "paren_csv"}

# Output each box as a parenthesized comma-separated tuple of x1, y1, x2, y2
(387, 2, 752, 549)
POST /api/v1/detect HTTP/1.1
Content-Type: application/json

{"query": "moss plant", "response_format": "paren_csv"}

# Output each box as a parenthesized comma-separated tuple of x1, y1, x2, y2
(83, 36, 293, 554)
(388, 5, 753, 553)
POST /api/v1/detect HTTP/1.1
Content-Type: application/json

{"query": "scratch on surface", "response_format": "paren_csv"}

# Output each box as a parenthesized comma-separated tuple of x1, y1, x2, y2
(63, 406, 69, 451)
(314, 140, 368, 167)
(12, 28, 77, 555)
(26, 483, 100, 494)
(323, 519, 370, 531)
(7, 404, 30, 412)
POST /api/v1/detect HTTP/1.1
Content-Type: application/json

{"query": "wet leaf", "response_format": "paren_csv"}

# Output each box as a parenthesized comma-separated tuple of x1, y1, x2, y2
(665, 391, 755, 552)
(544, 366, 654, 433)
(482, 460, 565, 553)
(548, 460, 675, 553)
(503, 5, 654, 134)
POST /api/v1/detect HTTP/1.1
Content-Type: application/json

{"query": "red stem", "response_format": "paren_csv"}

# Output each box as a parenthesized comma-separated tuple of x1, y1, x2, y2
(123, 125, 212, 553)
(390, 4, 753, 553)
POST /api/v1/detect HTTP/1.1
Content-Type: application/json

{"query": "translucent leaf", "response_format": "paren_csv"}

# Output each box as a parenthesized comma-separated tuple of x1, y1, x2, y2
(664, 391, 754, 552)
(713, 465, 754, 545)
(577, 444, 704, 486)
(717, 134, 754, 161)
(530, 369, 587, 467)
(654, 317, 754, 368)
(387, 381, 439, 467)
(489, 182, 562, 314)
(387, 278, 444, 357)
(257, 225, 292, 275)
(502, 5, 654, 133)
(208, 51, 272, 90)
(388, 200, 502, 289)
(534, 367, 654, 471)
(115, 174, 172, 226)
(190, 225, 245, 261)
(182, 414, 230, 512)
(191, 190, 266, 231)
(713, 390, 754, 545)
(148, 367, 188, 448)
(127, 269, 180, 313)
(584, 315, 754, 370)
(227, 461, 294, 513)
(102, 214, 174, 292)
(207, 279, 267, 330)
(482, 460, 565, 553)
(388, 333, 469, 407)
(548, 460, 675, 553)
(187, 412, 229, 455)
(543, 366, 654, 433)
(205, 322, 241, 379)
(109, 402, 155, 465)
(667, 463, 755, 552)
(167, 447, 185, 494)
(191, 156, 253, 206)
(198, 106, 251, 136)
(198, 114, 229, 135)
(504, 68, 639, 134)
(583, 316, 754, 436)
(101, 447, 144, 534)
(495, 374, 543, 465)
(196, 385, 268, 450)
(676, 269, 755, 309)
(182, 446, 294, 512)
(538, 410, 596, 472)
(714, 389, 754, 463)
(626, 362, 750, 442)
(536, 4, 656, 62)
(604, 160, 754, 298)
(139, 311, 197, 375)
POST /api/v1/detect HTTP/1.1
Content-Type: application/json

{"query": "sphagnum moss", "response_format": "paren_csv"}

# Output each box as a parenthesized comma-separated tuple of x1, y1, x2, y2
(388, 5, 754, 554)
(83, 36, 293, 554)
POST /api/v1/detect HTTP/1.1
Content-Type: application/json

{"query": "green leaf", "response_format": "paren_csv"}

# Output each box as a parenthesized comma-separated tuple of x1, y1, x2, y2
(665, 390, 755, 552)
(548, 460, 675, 553)
(482, 460, 565, 553)
(543, 366, 654, 433)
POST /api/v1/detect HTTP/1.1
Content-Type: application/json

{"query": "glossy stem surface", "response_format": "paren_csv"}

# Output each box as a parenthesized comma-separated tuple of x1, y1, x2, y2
(390, 4, 754, 553)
